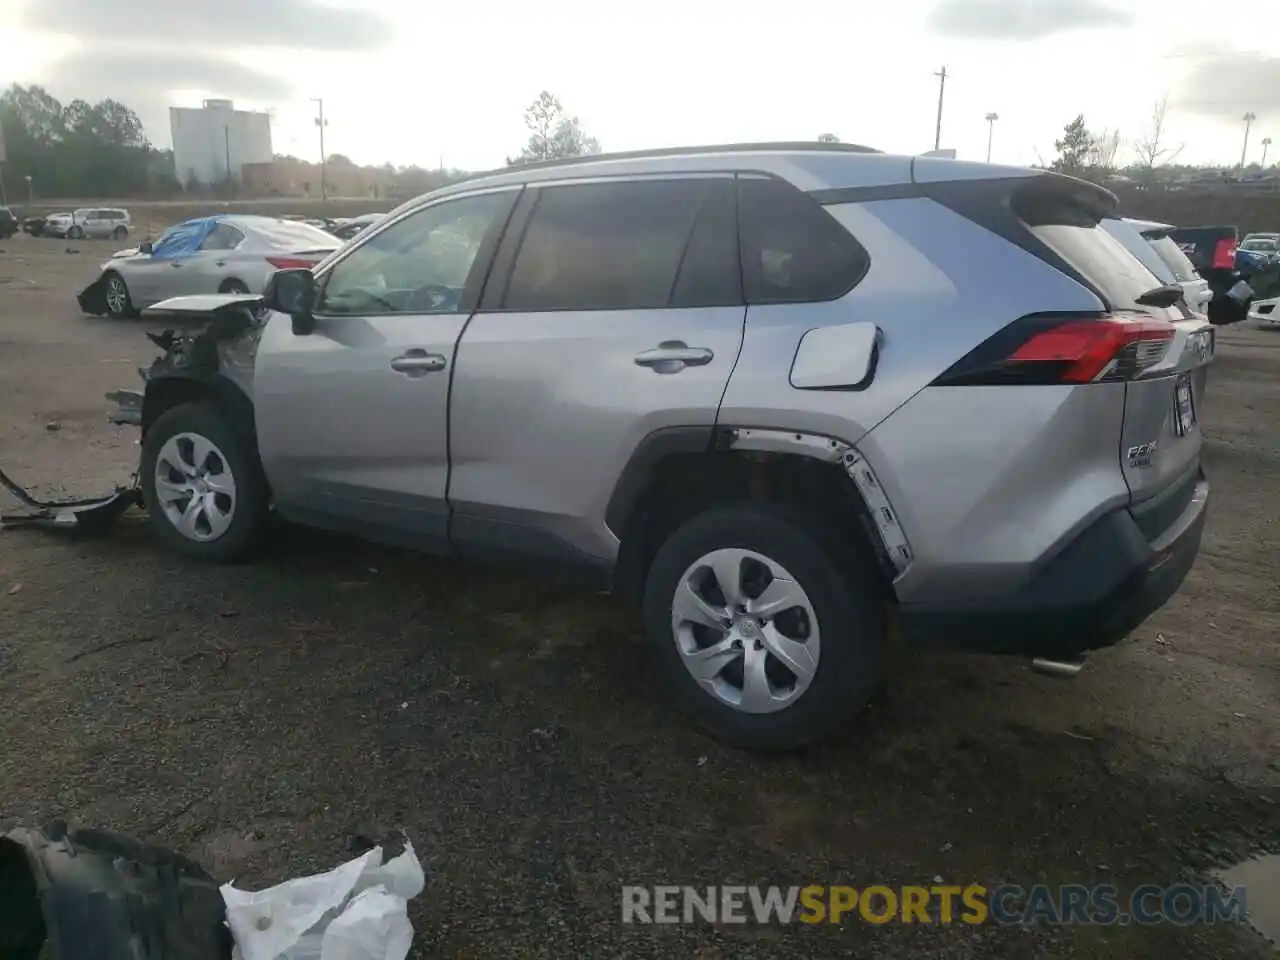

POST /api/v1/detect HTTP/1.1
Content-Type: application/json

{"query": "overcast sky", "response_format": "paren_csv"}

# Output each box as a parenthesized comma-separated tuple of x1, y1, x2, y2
(3, 0, 1279, 172)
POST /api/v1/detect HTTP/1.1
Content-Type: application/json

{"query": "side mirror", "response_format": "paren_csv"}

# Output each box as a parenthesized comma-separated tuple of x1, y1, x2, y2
(263, 268, 318, 335)
(138, 240, 154, 255)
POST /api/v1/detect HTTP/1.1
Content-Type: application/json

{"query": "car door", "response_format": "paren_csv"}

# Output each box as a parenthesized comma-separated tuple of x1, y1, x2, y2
(85, 209, 108, 238)
(448, 175, 747, 568)
(252, 187, 520, 549)
(183, 222, 247, 293)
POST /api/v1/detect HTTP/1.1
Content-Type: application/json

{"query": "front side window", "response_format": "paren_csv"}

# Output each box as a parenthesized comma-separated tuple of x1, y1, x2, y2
(318, 191, 512, 316)
(502, 178, 736, 312)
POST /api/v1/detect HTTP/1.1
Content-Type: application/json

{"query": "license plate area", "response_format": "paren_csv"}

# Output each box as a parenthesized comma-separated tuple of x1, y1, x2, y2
(1174, 372, 1197, 437)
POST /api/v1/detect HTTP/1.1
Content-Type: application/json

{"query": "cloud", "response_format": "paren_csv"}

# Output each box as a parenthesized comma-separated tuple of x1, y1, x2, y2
(927, 0, 1131, 40)
(22, 0, 390, 51)
(1176, 53, 1280, 120)
(40, 50, 295, 141)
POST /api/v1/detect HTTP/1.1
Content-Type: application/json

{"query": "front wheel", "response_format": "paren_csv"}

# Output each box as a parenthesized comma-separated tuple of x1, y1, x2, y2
(642, 503, 887, 751)
(103, 272, 135, 319)
(140, 402, 270, 562)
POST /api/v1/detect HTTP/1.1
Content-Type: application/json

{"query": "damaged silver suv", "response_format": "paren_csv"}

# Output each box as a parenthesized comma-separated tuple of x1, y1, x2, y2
(107, 143, 1213, 749)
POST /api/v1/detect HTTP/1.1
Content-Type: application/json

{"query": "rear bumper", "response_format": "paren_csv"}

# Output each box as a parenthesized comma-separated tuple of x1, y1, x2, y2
(899, 472, 1208, 658)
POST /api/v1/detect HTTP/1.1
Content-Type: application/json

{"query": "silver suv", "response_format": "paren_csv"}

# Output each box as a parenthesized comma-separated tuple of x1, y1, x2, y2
(129, 143, 1213, 750)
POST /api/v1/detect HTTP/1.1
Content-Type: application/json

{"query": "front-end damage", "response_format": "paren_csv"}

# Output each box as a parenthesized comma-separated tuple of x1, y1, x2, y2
(76, 274, 109, 316)
(1, 295, 266, 533)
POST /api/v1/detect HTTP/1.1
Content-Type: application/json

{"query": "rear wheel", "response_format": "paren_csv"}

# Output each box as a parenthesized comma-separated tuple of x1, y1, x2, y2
(641, 502, 887, 751)
(140, 402, 269, 562)
(103, 272, 136, 319)
(218, 278, 250, 294)
(112, 225, 127, 240)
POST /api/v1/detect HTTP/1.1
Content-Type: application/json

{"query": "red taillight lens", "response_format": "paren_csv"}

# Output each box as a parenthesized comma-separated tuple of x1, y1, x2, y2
(933, 313, 1175, 387)
(267, 257, 315, 270)
(1212, 238, 1237, 270)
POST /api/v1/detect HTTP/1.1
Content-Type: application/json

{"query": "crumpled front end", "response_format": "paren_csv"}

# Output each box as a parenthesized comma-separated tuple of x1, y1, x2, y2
(77, 274, 109, 316)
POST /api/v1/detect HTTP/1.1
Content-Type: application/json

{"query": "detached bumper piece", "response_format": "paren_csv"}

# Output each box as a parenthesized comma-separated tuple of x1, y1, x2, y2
(0, 467, 139, 532)
(78, 276, 108, 317)
(0, 823, 231, 960)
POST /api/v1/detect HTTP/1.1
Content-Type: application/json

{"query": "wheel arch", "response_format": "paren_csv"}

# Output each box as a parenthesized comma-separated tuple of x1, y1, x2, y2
(609, 426, 909, 605)
(142, 373, 259, 453)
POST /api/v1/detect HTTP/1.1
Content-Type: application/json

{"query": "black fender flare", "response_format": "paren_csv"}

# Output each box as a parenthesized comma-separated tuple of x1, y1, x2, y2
(141, 372, 257, 442)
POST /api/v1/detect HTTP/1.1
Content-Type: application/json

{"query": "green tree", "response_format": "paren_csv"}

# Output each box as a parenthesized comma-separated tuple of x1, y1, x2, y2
(508, 91, 601, 165)
(1051, 114, 1093, 177)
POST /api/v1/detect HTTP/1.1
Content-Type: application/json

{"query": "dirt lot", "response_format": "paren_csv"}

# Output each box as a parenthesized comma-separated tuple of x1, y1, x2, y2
(0, 233, 1277, 958)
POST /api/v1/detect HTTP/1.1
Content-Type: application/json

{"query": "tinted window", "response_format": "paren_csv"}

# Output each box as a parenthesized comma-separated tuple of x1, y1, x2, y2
(738, 176, 868, 304)
(1144, 234, 1199, 282)
(1030, 222, 1166, 310)
(503, 179, 721, 312)
(319, 191, 511, 316)
(1101, 219, 1174, 284)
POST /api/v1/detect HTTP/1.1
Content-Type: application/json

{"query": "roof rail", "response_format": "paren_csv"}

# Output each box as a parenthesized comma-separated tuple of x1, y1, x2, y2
(460, 140, 882, 181)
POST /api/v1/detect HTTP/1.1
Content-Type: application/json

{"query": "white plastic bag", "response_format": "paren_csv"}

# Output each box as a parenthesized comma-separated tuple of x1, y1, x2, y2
(221, 839, 425, 960)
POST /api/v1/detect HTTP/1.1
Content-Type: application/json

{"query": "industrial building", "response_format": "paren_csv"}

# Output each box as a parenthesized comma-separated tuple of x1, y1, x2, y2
(170, 99, 272, 188)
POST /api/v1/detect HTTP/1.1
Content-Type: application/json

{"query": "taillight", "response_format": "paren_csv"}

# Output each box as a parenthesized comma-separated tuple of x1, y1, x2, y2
(1212, 238, 1237, 270)
(267, 257, 314, 270)
(933, 312, 1175, 387)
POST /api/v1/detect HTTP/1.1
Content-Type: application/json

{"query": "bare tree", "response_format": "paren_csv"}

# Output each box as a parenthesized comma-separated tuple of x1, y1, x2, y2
(1133, 96, 1183, 177)
(1087, 127, 1123, 172)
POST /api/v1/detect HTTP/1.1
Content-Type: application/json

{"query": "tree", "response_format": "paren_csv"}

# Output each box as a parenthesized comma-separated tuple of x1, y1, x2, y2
(1087, 128, 1123, 172)
(508, 91, 601, 165)
(1051, 114, 1093, 176)
(1133, 96, 1183, 180)
(817, 133, 841, 143)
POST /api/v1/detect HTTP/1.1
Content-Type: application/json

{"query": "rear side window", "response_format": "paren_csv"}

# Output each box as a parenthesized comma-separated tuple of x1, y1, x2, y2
(1101, 219, 1174, 285)
(1143, 234, 1199, 282)
(503, 178, 737, 312)
(737, 176, 868, 304)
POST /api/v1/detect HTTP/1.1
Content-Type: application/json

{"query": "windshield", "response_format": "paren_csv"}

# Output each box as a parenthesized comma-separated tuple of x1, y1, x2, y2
(1241, 239, 1277, 252)
(251, 219, 340, 249)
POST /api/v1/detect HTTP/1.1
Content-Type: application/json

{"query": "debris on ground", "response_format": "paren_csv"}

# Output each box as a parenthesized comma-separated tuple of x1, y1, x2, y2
(221, 837, 424, 960)
(0, 466, 139, 532)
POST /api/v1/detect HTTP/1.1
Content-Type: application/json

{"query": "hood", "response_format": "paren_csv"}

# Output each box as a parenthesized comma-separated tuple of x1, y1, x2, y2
(110, 247, 139, 259)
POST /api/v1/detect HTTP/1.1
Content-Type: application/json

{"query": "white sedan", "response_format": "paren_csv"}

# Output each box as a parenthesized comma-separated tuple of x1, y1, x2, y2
(78, 215, 341, 319)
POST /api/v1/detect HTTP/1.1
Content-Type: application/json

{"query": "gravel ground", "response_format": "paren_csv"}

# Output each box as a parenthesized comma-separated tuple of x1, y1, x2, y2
(0, 234, 1277, 958)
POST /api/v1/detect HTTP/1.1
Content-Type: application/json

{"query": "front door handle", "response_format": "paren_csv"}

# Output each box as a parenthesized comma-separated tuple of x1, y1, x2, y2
(390, 349, 447, 377)
(634, 341, 714, 374)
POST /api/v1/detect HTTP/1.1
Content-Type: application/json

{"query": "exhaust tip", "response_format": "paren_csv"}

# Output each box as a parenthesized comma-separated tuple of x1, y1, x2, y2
(1031, 656, 1087, 679)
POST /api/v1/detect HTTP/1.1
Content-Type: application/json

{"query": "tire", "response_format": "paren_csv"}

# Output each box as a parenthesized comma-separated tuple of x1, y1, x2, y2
(218, 278, 250, 294)
(102, 271, 136, 319)
(140, 402, 269, 562)
(67, 225, 83, 240)
(641, 502, 887, 751)
(112, 225, 127, 240)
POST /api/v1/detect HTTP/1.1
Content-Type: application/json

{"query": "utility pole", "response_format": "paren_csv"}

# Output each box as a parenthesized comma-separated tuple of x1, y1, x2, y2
(1263, 137, 1273, 168)
(312, 97, 329, 203)
(933, 66, 948, 151)
(1241, 112, 1256, 169)
(985, 112, 999, 163)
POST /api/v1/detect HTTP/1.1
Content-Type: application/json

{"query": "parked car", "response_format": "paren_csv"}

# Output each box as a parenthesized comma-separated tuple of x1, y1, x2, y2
(1248, 296, 1279, 325)
(329, 212, 384, 241)
(1236, 236, 1279, 272)
(43, 208, 132, 240)
(111, 144, 1213, 750)
(77, 215, 341, 318)
(0, 206, 17, 239)
(1101, 217, 1212, 315)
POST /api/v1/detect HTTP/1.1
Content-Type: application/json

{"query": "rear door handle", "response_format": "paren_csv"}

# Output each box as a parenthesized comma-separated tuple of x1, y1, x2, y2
(390, 349, 447, 377)
(634, 341, 714, 373)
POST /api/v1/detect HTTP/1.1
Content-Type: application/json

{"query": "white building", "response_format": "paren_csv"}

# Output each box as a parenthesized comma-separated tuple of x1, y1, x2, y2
(170, 99, 272, 187)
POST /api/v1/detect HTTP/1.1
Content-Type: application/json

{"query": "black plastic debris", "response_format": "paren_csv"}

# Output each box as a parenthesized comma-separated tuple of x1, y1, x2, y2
(0, 823, 231, 960)
(0, 467, 139, 532)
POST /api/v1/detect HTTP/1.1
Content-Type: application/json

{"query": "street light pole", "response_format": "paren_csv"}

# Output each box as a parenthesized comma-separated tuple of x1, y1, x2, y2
(224, 125, 233, 199)
(985, 112, 999, 162)
(24, 175, 32, 203)
(312, 97, 329, 203)
(1263, 137, 1273, 168)
(1241, 112, 1256, 169)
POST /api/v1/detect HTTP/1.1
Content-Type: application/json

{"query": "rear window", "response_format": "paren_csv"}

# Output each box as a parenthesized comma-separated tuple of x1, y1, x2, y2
(1143, 234, 1199, 282)
(253, 219, 341, 249)
(1101, 219, 1175, 285)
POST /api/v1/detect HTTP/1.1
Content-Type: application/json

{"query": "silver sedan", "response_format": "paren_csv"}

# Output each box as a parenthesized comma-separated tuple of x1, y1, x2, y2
(85, 215, 341, 319)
